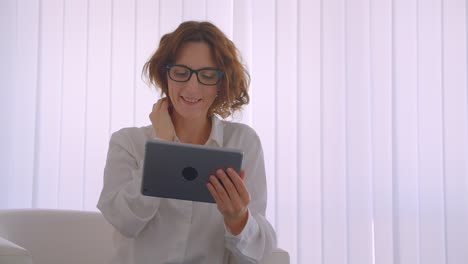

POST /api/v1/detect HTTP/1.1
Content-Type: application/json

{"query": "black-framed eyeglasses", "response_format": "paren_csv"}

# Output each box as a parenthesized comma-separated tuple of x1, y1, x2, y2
(166, 64, 224, 86)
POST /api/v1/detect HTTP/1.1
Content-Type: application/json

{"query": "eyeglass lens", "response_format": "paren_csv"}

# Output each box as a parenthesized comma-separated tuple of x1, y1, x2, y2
(168, 65, 221, 85)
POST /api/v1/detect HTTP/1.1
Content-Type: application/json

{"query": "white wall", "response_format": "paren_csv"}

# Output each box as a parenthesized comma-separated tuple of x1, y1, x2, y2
(1, 0, 468, 263)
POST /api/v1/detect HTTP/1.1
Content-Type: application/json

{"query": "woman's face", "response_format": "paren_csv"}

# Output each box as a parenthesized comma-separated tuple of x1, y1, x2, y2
(167, 42, 219, 122)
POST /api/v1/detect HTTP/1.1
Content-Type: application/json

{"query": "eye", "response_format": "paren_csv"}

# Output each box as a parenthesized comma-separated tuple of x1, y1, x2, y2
(173, 68, 189, 77)
(199, 70, 218, 80)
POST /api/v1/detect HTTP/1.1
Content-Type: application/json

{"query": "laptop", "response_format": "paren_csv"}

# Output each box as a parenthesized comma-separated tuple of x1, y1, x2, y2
(141, 140, 244, 203)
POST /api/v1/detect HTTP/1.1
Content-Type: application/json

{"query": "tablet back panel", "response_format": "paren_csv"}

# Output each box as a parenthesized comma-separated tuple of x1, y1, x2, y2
(141, 140, 243, 203)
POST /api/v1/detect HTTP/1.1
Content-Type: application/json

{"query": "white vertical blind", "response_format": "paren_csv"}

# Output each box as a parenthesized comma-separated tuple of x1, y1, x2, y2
(9, 0, 39, 209)
(297, 0, 322, 263)
(276, 0, 298, 258)
(443, 0, 468, 262)
(59, 0, 88, 209)
(83, 0, 112, 210)
(232, 0, 252, 125)
(206, 0, 233, 38)
(322, 0, 347, 263)
(251, 0, 277, 232)
(418, 0, 445, 263)
(36, 0, 63, 208)
(111, 0, 136, 133)
(0, 0, 15, 208)
(394, 0, 420, 263)
(370, 0, 394, 263)
(2, 0, 468, 263)
(134, 0, 159, 128)
(346, 0, 373, 263)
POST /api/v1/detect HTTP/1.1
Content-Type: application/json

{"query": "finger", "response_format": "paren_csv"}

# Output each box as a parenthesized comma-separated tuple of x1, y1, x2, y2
(208, 175, 230, 203)
(158, 98, 167, 111)
(225, 168, 244, 193)
(151, 100, 163, 120)
(226, 168, 249, 203)
(216, 169, 236, 196)
(152, 101, 160, 112)
(153, 97, 164, 111)
(206, 182, 221, 204)
(216, 169, 242, 204)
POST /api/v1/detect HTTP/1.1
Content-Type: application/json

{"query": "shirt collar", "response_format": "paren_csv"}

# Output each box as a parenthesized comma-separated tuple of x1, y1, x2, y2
(208, 115, 224, 147)
(150, 115, 224, 147)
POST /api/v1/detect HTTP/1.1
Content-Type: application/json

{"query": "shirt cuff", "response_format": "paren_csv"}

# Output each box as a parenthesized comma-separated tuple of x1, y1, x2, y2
(224, 209, 259, 242)
(152, 134, 179, 142)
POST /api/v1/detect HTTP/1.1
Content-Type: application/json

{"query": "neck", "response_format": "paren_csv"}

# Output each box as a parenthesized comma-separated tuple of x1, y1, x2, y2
(172, 114, 212, 145)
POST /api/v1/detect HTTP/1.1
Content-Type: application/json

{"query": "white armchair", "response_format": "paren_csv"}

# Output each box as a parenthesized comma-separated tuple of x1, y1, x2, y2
(0, 209, 289, 264)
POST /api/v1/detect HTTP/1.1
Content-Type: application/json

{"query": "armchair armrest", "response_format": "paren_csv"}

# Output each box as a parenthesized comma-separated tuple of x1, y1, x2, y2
(0, 236, 33, 264)
(261, 248, 290, 264)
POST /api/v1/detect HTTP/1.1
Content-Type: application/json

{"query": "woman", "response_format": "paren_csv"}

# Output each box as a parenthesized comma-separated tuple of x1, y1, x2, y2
(97, 21, 276, 264)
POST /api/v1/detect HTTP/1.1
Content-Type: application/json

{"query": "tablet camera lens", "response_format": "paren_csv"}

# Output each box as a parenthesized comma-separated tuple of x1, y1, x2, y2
(182, 166, 198, 181)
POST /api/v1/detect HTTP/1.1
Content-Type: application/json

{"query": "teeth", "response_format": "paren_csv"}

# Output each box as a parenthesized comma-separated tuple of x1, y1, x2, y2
(183, 97, 199, 103)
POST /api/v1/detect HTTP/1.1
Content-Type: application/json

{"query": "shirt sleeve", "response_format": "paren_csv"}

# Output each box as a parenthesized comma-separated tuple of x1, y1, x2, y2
(224, 130, 277, 263)
(97, 130, 161, 238)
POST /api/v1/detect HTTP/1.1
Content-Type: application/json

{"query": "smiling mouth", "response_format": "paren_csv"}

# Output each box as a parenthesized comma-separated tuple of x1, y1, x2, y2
(181, 96, 201, 103)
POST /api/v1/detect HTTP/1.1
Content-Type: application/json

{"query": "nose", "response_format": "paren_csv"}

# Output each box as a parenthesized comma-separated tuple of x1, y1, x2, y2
(186, 72, 200, 89)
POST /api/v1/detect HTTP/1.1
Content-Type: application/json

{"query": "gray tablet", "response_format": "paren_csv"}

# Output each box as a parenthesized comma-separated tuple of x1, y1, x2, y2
(141, 140, 244, 203)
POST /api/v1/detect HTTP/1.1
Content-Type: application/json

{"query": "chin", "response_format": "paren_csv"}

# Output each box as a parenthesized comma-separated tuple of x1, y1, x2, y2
(176, 109, 208, 120)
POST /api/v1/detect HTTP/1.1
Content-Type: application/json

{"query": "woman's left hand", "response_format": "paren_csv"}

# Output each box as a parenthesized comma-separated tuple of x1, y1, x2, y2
(207, 168, 250, 235)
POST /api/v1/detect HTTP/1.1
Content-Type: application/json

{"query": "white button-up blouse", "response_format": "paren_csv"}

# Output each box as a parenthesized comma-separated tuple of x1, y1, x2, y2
(97, 115, 277, 264)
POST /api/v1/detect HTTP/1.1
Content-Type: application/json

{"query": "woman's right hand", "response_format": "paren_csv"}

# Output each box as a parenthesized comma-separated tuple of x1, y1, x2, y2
(149, 98, 176, 141)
